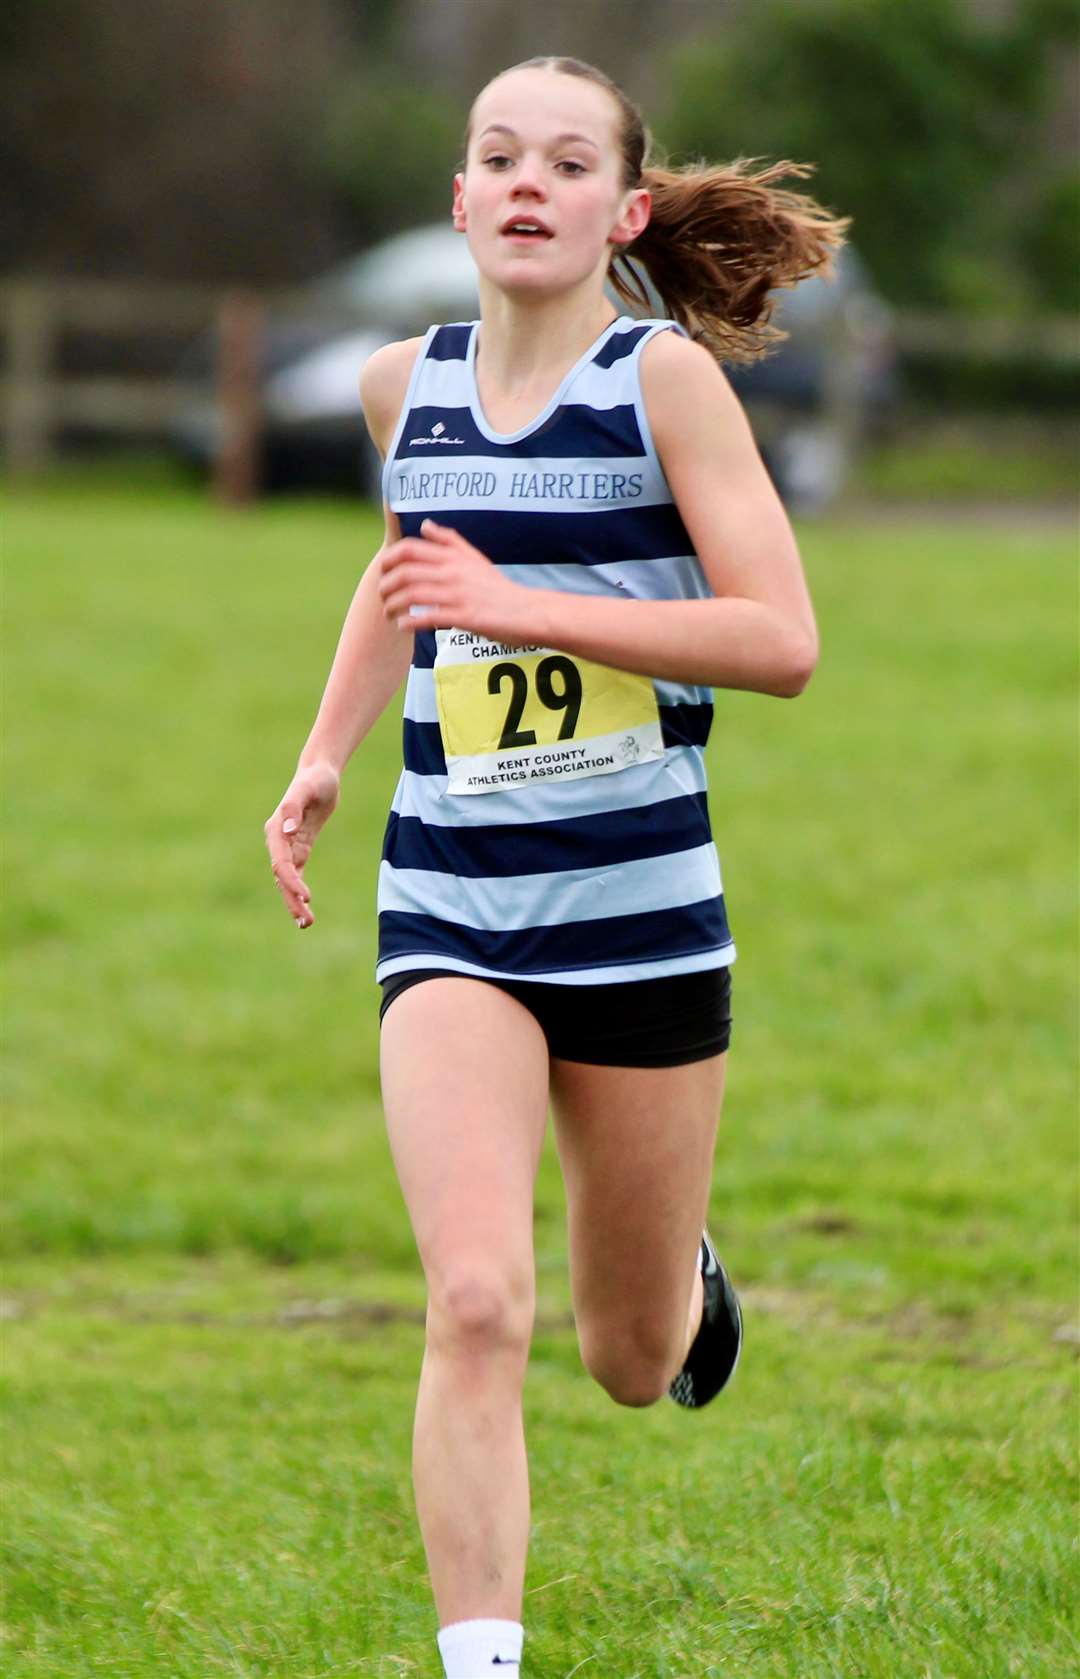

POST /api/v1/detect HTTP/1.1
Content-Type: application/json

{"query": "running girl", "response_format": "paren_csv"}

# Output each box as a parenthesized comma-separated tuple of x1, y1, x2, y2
(265, 55, 846, 1679)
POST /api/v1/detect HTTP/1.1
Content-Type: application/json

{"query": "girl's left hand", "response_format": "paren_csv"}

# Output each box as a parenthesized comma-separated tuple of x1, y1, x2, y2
(378, 519, 525, 639)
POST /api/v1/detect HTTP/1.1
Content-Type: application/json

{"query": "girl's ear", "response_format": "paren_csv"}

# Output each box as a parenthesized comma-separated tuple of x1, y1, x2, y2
(609, 185, 651, 248)
(452, 173, 467, 232)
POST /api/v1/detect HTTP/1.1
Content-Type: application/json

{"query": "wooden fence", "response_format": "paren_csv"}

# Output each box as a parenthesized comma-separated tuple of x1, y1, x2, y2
(0, 280, 365, 503)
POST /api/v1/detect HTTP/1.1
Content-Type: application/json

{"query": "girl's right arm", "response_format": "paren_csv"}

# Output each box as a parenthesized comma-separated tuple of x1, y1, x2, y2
(264, 336, 423, 928)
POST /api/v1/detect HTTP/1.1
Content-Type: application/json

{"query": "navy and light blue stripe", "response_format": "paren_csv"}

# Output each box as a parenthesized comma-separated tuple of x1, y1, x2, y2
(376, 314, 735, 986)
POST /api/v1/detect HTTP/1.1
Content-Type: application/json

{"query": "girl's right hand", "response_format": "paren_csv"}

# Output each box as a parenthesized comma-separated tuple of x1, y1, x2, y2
(264, 763, 341, 928)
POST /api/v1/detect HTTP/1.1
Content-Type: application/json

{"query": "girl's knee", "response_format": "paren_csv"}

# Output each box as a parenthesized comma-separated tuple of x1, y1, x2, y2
(426, 1264, 534, 1360)
(589, 1358, 671, 1408)
(579, 1323, 679, 1408)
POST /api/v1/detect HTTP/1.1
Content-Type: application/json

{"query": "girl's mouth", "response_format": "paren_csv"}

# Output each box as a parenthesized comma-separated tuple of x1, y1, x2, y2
(500, 219, 554, 241)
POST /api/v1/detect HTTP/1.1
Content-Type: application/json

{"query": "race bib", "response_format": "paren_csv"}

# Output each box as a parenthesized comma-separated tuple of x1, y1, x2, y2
(433, 630, 664, 796)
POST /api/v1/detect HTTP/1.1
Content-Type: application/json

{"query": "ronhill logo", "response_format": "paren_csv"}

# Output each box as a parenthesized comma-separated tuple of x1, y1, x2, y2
(409, 420, 466, 446)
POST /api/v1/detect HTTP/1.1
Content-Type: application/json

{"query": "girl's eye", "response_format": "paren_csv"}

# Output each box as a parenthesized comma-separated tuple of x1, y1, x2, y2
(481, 155, 586, 174)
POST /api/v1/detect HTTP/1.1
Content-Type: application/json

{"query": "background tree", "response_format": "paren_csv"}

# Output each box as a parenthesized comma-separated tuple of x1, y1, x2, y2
(0, 0, 349, 282)
(654, 0, 1078, 312)
(316, 73, 463, 248)
(0, 0, 1074, 311)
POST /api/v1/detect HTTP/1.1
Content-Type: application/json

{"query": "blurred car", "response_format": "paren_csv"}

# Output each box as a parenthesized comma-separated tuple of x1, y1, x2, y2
(169, 222, 896, 510)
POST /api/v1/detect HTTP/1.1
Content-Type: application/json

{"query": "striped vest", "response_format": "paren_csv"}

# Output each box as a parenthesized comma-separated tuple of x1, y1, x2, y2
(376, 314, 736, 985)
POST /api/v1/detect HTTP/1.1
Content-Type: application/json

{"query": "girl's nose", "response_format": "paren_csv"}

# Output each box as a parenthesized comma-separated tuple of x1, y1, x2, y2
(510, 158, 547, 198)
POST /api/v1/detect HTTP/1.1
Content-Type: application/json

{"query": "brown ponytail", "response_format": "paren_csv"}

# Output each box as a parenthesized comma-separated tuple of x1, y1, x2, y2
(474, 57, 852, 365)
(615, 157, 851, 364)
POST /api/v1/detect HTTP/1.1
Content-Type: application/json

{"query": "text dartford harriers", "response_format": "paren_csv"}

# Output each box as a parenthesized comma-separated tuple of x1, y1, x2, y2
(394, 468, 646, 503)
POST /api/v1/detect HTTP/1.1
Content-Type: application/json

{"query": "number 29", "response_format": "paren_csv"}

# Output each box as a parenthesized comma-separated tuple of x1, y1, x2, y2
(487, 655, 583, 750)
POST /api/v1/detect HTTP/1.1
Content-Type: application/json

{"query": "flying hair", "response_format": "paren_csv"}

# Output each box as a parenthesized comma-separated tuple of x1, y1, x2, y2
(465, 56, 852, 365)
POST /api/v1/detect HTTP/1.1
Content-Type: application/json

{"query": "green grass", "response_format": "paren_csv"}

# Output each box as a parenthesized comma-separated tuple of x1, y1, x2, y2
(2, 472, 1077, 1676)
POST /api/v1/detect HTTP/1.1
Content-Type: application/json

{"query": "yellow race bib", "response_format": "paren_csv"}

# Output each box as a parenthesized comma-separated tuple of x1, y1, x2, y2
(433, 630, 664, 796)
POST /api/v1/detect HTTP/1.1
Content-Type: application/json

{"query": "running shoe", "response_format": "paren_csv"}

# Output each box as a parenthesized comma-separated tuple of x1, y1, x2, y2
(668, 1230, 743, 1408)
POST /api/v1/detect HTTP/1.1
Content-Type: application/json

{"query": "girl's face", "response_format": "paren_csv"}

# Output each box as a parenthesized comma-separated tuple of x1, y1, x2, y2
(453, 68, 650, 300)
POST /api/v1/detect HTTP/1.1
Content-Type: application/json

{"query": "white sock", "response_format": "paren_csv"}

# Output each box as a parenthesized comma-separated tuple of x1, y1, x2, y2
(437, 1617, 523, 1677)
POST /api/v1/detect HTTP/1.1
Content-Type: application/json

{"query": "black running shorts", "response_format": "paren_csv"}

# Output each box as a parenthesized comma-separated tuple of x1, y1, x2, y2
(378, 964, 732, 1067)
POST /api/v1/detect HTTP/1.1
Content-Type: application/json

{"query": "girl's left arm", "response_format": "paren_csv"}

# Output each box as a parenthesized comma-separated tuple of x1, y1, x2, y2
(378, 332, 818, 696)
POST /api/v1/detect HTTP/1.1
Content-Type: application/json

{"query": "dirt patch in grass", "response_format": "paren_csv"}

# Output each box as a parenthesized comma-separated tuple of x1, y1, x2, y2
(8, 1279, 1073, 1361)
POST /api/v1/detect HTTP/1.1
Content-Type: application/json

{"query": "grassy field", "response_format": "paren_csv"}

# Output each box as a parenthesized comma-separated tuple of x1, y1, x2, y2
(2, 470, 1077, 1677)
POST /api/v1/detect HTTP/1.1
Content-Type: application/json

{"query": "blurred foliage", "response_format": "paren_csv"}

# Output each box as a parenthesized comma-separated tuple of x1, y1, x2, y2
(1, 0, 1075, 328)
(0, 0, 351, 282)
(654, 0, 1078, 312)
(316, 74, 464, 244)
(899, 349, 1080, 413)
(854, 423, 1078, 498)
(1020, 168, 1080, 313)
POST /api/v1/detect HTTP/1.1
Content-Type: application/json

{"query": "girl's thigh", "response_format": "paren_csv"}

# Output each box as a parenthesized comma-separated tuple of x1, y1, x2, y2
(548, 1053, 727, 1355)
(379, 977, 550, 1298)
